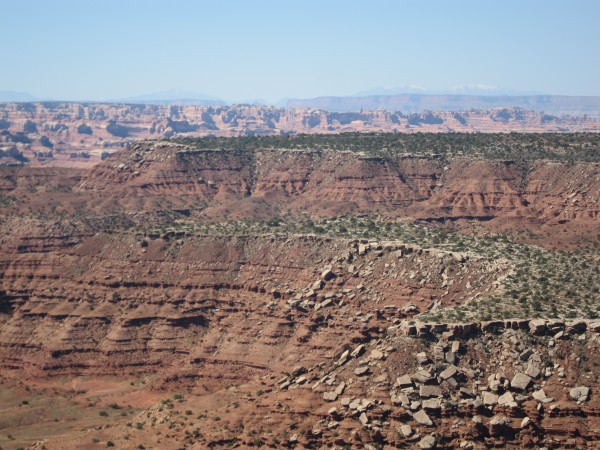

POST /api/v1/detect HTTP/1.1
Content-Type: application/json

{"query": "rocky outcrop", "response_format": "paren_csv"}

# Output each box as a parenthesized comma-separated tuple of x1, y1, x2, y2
(273, 314, 600, 449)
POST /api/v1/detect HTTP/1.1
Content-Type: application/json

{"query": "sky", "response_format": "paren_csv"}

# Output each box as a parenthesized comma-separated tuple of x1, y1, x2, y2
(0, 0, 599, 102)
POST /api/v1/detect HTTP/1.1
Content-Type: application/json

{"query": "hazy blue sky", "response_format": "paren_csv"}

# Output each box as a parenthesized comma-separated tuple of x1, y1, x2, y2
(1, 0, 599, 102)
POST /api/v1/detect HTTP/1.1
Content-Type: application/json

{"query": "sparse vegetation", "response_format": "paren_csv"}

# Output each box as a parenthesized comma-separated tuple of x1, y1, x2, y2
(174, 132, 600, 163)
(133, 214, 600, 322)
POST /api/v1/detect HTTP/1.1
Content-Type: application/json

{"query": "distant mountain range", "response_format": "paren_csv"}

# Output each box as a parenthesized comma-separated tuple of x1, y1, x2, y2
(354, 84, 545, 97)
(0, 90, 42, 102)
(2, 87, 600, 116)
(284, 93, 600, 116)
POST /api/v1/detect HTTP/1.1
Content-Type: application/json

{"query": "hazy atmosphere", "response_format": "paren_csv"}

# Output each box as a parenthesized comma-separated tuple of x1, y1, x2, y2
(2, 2, 600, 449)
(1, 0, 599, 102)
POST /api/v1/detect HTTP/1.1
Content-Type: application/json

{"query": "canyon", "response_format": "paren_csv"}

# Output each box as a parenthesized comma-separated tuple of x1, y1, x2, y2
(1, 102, 599, 169)
(0, 133, 600, 448)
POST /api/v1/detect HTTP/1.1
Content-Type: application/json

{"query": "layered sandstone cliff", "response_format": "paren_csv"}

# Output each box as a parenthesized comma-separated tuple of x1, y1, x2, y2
(1, 137, 600, 448)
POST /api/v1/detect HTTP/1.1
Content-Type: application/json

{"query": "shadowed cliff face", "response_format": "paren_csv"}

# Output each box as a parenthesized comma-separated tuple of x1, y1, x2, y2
(1, 138, 600, 448)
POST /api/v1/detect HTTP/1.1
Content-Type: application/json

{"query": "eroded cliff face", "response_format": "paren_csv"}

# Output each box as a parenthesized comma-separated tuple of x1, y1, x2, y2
(1, 141, 600, 448)
(1, 143, 599, 371)
(0, 233, 499, 377)
(1, 102, 599, 168)
(20, 142, 596, 237)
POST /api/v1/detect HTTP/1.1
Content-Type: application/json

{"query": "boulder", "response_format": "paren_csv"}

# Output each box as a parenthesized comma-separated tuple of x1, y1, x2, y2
(396, 374, 413, 387)
(337, 350, 350, 365)
(440, 364, 458, 380)
(446, 352, 457, 364)
(510, 372, 532, 391)
(422, 398, 442, 410)
(525, 364, 541, 379)
(402, 323, 418, 336)
(459, 388, 474, 398)
(482, 392, 499, 406)
(570, 386, 591, 402)
(323, 391, 338, 402)
(351, 344, 365, 358)
(567, 320, 587, 334)
(489, 415, 511, 437)
(519, 349, 534, 361)
(497, 391, 515, 406)
(354, 366, 370, 377)
(418, 435, 437, 449)
(413, 409, 434, 426)
(420, 385, 441, 398)
(416, 352, 430, 364)
(370, 349, 384, 360)
(391, 393, 409, 407)
(529, 319, 547, 336)
(554, 330, 565, 340)
(373, 373, 388, 384)
(321, 268, 336, 281)
(318, 299, 333, 309)
(489, 379, 501, 392)
(359, 412, 369, 426)
(588, 321, 600, 333)
(445, 377, 458, 389)
(399, 424, 412, 437)
(312, 279, 324, 291)
(532, 389, 553, 403)
(412, 370, 434, 383)
(348, 400, 361, 410)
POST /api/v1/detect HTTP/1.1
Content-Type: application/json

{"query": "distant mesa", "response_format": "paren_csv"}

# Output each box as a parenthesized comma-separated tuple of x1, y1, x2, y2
(354, 84, 545, 97)
(285, 93, 600, 116)
(0, 102, 599, 169)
